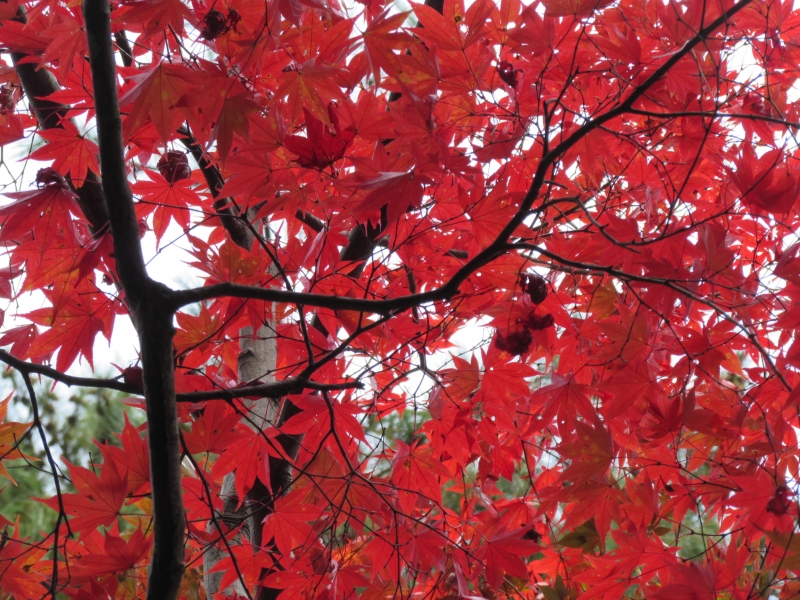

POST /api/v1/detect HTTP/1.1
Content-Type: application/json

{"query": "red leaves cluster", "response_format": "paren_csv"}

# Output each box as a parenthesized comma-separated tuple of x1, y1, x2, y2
(495, 311, 554, 355)
(4, 0, 800, 597)
(284, 105, 355, 170)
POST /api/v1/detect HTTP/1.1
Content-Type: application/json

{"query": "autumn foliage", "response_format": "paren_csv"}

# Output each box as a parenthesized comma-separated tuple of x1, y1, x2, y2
(2, 0, 800, 597)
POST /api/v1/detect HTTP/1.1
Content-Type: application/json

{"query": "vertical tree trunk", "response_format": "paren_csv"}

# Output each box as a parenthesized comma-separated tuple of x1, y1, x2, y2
(84, 3, 186, 597)
(203, 319, 277, 596)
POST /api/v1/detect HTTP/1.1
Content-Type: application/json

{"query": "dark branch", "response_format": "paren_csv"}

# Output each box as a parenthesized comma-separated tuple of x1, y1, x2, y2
(22, 372, 70, 597)
(626, 108, 800, 129)
(0, 350, 135, 392)
(84, 4, 147, 293)
(5, 5, 110, 231)
(0, 349, 361, 401)
(172, 280, 453, 314)
(114, 30, 134, 67)
(84, 2, 185, 599)
(177, 379, 363, 402)
(177, 126, 255, 250)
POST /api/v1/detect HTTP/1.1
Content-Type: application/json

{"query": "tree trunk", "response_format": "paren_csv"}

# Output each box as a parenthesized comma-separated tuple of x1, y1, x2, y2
(203, 319, 278, 596)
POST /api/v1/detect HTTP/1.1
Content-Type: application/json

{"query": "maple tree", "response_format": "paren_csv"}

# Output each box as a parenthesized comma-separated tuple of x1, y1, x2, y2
(1, 0, 800, 597)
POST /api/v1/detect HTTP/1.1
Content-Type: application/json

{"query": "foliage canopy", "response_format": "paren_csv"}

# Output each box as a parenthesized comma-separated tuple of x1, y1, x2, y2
(1, 0, 800, 597)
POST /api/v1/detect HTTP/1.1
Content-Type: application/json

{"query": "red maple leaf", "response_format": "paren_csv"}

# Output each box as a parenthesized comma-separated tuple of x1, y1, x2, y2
(71, 526, 152, 579)
(25, 285, 113, 371)
(119, 62, 196, 142)
(0, 176, 81, 249)
(39, 459, 128, 535)
(284, 105, 354, 170)
(391, 439, 451, 514)
(101, 415, 150, 496)
(183, 401, 246, 455)
(476, 526, 540, 589)
(27, 121, 100, 186)
(132, 169, 204, 243)
(261, 497, 324, 556)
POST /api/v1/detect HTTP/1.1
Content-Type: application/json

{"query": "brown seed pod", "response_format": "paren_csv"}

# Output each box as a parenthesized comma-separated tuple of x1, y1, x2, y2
(521, 273, 548, 305)
(200, 10, 227, 40)
(495, 328, 533, 356)
(157, 151, 192, 183)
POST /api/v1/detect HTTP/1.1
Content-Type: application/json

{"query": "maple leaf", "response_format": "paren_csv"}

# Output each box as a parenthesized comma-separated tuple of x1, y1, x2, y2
(275, 58, 347, 126)
(210, 92, 260, 162)
(27, 121, 100, 187)
(39, 459, 128, 535)
(0, 533, 47, 598)
(361, 8, 413, 85)
(0, 263, 21, 300)
(413, 1, 465, 51)
(650, 561, 718, 600)
(261, 498, 325, 556)
(284, 105, 355, 170)
(281, 393, 367, 458)
(0, 324, 40, 362)
(0, 111, 31, 146)
(261, 561, 324, 599)
(101, 415, 150, 495)
(0, 0, 19, 20)
(474, 119, 527, 162)
(0, 19, 50, 55)
(118, 62, 196, 143)
(211, 428, 276, 501)
(25, 286, 111, 372)
(531, 373, 597, 426)
(208, 541, 272, 593)
(476, 526, 540, 589)
(115, 0, 195, 41)
(71, 526, 152, 579)
(40, 9, 87, 80)
(541, 0, 613, 18)
(217, 150, 279, 205)
(728, 146, 800, 215)
(132, 169, 204, 244)
(0, 177, 81, 250)
(352, 170, 430, 225)
(439, 353, 481, 403)
(557, 420, 614, 486)
(183, 401, 245, 455)
(173, 303, 223, 368)
(765, 530, 800, 572)
(728, 472, 796, 537)
(391, 439, 451, 513)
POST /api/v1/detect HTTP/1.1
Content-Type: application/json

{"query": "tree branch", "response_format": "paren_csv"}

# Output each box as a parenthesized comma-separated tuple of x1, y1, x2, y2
(172, 280, 453, 314)
(177, 126, 256, 249)
(22, 372, 69, 597)
(84, 2, 185, 598)
(114, 30, 134, 67)
(4, 5, 110, 232)
(0, 349, 361, 401)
